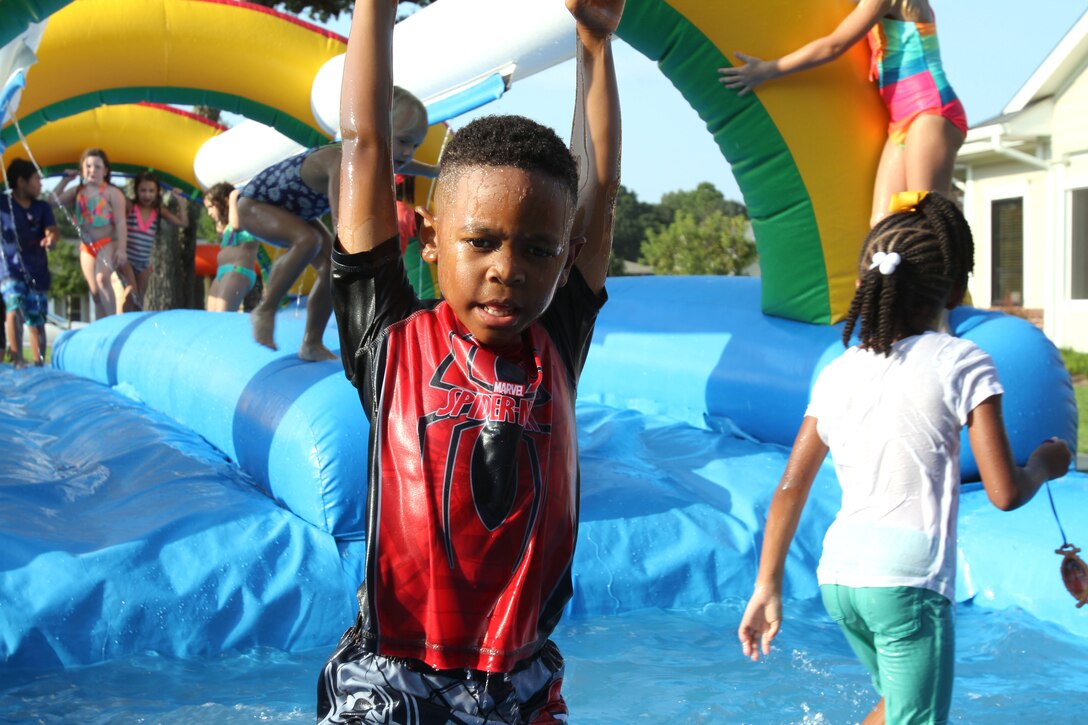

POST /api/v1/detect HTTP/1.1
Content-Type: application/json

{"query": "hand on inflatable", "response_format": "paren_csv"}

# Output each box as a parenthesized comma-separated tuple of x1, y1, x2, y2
(738, 585, 781, 662)
(718, 52, 774, 96)
(566, 0, 625, 40)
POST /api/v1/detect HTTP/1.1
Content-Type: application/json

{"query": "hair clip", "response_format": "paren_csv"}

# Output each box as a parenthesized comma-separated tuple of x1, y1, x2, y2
(887, 190, 928, 214)
(869, 251, 901, 275)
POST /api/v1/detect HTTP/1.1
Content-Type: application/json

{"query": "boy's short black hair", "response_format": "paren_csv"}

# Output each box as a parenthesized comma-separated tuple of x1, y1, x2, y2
(437, 115, 578, 205)
(6, 158, 37, 185)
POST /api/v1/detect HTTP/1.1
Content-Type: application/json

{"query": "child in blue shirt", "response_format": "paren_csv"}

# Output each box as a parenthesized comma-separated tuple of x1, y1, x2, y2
(2, 159, 58, 367)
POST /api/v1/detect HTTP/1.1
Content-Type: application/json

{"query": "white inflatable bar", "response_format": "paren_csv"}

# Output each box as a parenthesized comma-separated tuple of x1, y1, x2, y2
(195, 0, 575, 190)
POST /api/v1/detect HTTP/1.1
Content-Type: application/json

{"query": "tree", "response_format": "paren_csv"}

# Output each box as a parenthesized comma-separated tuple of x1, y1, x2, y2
(47, 238, 88, 300)
(659, 181, 747, 224)
(640, 209, 756, 276)
(145, 193, 204, 311)
(610, 184, 669, 275)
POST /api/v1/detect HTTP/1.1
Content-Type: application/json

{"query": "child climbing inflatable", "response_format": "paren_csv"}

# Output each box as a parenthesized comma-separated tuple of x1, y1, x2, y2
(719, 0, 966, 227)
(236, 88, 435, 361)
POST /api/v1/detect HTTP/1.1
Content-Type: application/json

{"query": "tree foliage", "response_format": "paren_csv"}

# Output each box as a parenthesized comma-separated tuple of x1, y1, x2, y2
(245, 0, 435, 23)
(611, 184, 668, 273)
(47, 238, 88, 299)
(640, 209, 756, 276)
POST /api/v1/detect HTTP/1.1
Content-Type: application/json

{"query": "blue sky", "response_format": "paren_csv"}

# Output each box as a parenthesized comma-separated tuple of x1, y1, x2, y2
(322, 2, 1085, 204)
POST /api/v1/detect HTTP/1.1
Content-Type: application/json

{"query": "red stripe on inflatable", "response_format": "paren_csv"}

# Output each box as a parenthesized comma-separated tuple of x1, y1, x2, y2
(135, 102, 228, 131)
(193, 0, 347, 43)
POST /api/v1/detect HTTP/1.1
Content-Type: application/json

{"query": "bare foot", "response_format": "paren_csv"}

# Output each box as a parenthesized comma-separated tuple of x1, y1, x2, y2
(251, 308, 278, 351)
(298, 341, 337, 362)
(8, 350, 27, 370)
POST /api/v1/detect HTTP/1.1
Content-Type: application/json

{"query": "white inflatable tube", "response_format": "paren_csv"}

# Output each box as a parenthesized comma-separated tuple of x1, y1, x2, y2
(194, 0, 576, 190)
(310, 0, 576, 136)
(193, 119, 305, 189)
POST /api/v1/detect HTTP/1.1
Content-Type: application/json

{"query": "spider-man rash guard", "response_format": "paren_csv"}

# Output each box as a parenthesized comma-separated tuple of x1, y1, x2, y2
(331, 237, 604, 673)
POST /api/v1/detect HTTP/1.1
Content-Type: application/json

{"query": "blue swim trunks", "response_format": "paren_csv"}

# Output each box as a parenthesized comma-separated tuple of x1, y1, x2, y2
(1, 277, 48, 328)
(239, 147, 332, 222)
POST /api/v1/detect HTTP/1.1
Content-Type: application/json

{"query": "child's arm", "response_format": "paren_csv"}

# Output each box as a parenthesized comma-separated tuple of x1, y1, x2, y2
(160, 192, 190, 228)
(566, 0, 623, 294)
(109, 185, 128, 266)
(337, 0, 399, 255)
(738, 416, 827, 662)
(968, 396, 1072, 511)
(42, 224, 59, 250)
(51, 170, 79, 207)
(227, 188, 242, 232)
(718, 0, 890, 95)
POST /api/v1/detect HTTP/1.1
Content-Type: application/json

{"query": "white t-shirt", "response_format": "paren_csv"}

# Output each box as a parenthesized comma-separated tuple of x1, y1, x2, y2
(806, 332, 1003, 601)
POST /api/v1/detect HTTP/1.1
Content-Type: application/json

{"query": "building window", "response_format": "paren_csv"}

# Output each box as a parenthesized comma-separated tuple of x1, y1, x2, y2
(991, 198, 1023, 306)
(1072, 188, 1088, 300)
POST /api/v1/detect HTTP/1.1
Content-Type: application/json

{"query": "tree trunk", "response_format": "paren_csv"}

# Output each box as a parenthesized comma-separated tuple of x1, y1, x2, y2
(146, 197, 203, 311)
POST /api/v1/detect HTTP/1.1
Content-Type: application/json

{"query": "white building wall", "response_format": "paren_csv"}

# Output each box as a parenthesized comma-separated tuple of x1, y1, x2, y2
(961, 162, 1047, 310)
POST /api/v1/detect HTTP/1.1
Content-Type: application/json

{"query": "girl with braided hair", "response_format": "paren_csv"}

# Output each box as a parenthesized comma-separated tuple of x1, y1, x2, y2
(737, 192, 1071, 724)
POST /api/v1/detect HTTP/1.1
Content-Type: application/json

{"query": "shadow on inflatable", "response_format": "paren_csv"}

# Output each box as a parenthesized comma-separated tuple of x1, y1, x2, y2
(0, 276, 1083, 674)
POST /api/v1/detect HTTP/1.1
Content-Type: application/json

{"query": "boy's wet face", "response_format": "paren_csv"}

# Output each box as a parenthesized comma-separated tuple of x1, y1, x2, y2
(422, 165, 575, 350)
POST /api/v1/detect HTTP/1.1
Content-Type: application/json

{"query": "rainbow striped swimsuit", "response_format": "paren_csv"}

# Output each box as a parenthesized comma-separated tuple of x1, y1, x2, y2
(867, 17, 967, 145)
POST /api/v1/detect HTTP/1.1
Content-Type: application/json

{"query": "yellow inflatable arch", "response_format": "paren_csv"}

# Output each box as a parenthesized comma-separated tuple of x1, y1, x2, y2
(2, 0, 344, 150)
(2, 102, 222, 194)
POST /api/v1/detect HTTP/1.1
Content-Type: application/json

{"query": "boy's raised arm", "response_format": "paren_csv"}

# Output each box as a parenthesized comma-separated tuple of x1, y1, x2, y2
(338, 0, 400, 254)
(567, 0, 623, 294)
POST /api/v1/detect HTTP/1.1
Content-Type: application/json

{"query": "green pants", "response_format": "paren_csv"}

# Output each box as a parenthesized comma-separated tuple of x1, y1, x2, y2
(821, 585, 954, 725)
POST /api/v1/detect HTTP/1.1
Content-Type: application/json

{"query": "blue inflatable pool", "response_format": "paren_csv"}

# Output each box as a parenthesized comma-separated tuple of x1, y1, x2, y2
(1, 276, 1084, 720)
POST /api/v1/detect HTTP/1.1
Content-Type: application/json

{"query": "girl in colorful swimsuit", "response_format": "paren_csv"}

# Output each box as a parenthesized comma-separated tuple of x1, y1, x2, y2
(236, 87, 435, 361)
(737, 192, 1071, 724)
(54, 148, 132, 318)
(124, 171, 189, 308)
(718, 0, 967, 227)
(204, 182, 260, 313)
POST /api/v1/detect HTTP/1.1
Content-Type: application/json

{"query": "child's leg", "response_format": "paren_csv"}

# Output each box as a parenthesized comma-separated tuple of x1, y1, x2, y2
(870, 138, 907, 228)
(208, 269, 255, 313)
(29, 325, 45, 364)
(25, 291, 48, 364)
(904, 115, 965, 199)
(3, 281, 27, 367)
(298, 219, 335, 362)
(79, 247, 103, 318)
(5, 311, 25, 367)
(237, 198, 324, 351)
(822, 585, 954, 725)
(135, 265, 153, 305)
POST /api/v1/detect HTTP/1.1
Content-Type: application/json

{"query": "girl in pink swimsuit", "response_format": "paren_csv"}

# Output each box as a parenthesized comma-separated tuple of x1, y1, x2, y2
(54, 148, 132, 318)
(719, 1, 966, 227)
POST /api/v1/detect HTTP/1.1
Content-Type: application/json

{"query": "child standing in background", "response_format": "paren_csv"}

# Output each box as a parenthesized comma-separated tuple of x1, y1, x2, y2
(1, 158, 58, 366)
(124, 171, 189, 309)
(203, 182, 260, 313)
(53, 148, 130, 319)
(737, 192, 1071, 724)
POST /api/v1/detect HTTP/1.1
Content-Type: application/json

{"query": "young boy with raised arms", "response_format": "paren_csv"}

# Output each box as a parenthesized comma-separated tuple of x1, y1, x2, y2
(317, 0, 623, 721)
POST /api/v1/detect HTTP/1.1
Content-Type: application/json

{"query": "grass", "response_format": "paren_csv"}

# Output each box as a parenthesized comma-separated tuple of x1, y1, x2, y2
(1060, 349, 1088, 459)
